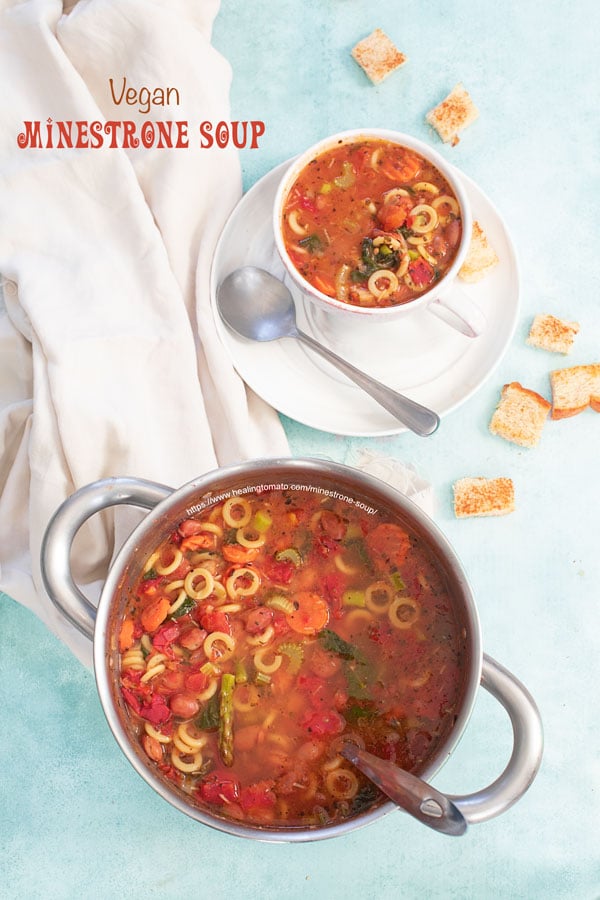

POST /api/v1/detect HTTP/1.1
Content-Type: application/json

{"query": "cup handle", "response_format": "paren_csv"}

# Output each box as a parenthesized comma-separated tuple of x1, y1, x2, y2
(449, 654, 544, 824)
(427, 284, 487, 338)
(40, 477, 173, 640)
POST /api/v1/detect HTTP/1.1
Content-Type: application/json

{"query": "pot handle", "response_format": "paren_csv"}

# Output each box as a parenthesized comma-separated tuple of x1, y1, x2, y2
(450, 654, 543, 823)
(41, 477, 173, 641)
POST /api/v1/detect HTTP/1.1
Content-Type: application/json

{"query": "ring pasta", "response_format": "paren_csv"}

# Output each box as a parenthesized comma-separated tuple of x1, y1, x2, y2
(281, 138, 463, 308)
(117, 485, 465, 831)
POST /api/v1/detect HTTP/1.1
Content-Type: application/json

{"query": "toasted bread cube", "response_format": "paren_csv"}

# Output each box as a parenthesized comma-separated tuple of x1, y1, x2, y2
(550, 364, 600, 419)
(527, 314, 580, 355)
(489, 382, 551, 448)
(453, 477, 515, 518)
(459, 221, 499, 283)
(426, 83, 479, 145)
(351, 29, 407, 84)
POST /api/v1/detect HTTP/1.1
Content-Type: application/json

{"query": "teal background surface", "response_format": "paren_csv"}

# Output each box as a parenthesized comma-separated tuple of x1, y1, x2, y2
(2, 1, 599, 897)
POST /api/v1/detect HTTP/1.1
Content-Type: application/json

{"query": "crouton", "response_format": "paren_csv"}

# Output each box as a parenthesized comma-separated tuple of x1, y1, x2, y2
(453, 477, 515, 518)
(550, 364, 600, 419)
(489, 382, 551, 448)
(526, 314, 580, 355)
(426, 83, 479, 145)
(351, 29, 407, 84)
(459, 221, 499, 283)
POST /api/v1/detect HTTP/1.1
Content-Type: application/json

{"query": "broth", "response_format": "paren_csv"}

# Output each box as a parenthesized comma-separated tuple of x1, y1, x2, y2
(281, 138, 463, 308)
(117, 487, 465, 829)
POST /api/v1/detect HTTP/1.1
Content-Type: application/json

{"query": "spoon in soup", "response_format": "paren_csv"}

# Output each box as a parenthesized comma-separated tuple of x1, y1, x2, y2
(341, 743, 468, 836)
(216, 267, 440, 437)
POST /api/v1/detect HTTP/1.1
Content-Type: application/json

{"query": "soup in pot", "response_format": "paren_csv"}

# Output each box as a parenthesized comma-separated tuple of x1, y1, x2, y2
(281, 138, 463, 308)
(117, 486, 466, 829)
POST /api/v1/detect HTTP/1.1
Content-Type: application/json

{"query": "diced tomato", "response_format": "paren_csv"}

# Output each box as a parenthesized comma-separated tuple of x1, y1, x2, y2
(313, 534, 338, 559)
(301, 710, 346, 736)
(377, 197, 413, 232)
(136, 575, 162, 597)
(124, 690, 172, 726)
(263, 557, 295, 585)
(121, 687, 142, 715)
(200, 608, 232, 635)
(271, 612, 291, 636)
(299, 196, 317, 213)
(184, 671, 210, 693)
(179, 626, 207, 651)
(408, 258, 435, 287)
(152, 621, 181, 655)
(197, 771, 241, 805)
(239, 780, 277, 812)
(296, 674, 328, 708)
(322, 571, 345, 619)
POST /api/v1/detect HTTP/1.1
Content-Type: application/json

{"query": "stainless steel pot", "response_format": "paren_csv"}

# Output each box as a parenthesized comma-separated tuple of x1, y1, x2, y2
(40, 458, 543, 841)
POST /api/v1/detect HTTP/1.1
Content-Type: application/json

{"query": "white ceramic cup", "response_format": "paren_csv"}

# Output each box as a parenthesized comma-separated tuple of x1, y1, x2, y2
(273, 129, 485, 339)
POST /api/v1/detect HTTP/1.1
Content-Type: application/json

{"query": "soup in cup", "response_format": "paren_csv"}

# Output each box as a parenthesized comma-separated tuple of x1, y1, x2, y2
(273, 130, 484, 338)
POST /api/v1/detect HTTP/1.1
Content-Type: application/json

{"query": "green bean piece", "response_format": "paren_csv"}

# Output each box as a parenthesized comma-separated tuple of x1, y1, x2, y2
(218, 672, 235, 767)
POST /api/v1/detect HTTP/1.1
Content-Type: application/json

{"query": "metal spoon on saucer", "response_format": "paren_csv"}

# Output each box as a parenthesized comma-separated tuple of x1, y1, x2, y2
(340, 743, 468, 836)
(216, 267, 440, 437)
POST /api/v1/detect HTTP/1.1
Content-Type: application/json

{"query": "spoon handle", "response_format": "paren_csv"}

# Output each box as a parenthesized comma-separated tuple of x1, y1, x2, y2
(341, 745, 467, 837)
(294, 328, 440, 436)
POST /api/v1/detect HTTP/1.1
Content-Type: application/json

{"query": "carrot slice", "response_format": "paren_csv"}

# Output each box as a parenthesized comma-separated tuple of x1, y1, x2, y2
(222, 544, 261, 564)
(140, 596, 170, 633)
(119, 617, 136, 652)
(286, 591, 329, 636)
(180, 533, 215, 552)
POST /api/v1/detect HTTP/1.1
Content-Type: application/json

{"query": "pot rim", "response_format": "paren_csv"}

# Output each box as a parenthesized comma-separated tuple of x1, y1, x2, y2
(93, 457, 482, 842)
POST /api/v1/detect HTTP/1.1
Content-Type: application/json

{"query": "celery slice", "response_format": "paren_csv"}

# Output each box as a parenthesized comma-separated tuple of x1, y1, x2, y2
(218, 673, 235, 767)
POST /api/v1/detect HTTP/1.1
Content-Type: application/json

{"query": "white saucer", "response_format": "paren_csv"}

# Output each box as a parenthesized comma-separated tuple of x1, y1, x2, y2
(209, 159, 519, 437)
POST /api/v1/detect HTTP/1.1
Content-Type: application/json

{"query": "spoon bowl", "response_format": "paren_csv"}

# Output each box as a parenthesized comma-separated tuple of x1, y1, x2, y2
(217, 266, 441, 437)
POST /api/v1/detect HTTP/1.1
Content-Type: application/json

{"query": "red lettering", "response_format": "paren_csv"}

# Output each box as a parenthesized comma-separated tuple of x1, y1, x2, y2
(141, 121, 155, 148)
(56, 121, 73, 149)
(174, 121, 188, 149)
(104, 121, 120, 148)
(89, 121, 103, 149)
(250, 120, 265, 149)
(75, 121, 89, 148)
(17, 120, 41, 148)
(199, 120, 213, 148)
(216, 120, 229, 148)
(121, 121, 139, 149)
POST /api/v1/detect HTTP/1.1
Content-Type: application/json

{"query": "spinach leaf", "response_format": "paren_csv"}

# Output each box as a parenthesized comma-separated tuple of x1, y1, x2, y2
(299, 233, 323, 254)
(196, 692, 220, 731)
(318, 629, 363, 662)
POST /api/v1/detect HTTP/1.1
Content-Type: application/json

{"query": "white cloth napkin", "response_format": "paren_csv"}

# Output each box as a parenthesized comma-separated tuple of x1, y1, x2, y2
(0, 0, 289, 667)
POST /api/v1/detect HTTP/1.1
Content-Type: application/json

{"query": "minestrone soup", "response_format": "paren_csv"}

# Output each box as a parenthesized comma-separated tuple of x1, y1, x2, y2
(281, 139, 463, 308)
(118, 487, 465, 829)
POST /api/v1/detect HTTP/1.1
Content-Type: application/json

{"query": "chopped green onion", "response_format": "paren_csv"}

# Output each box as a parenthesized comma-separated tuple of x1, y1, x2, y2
(200, 661, 220, 677)
(266, 595, 295, 615)
(391, 572, 406, 591)
(279, 642, 304, 675)
(256, 672, 272, 685)
(333, 161, 355, 189)
(218, 673, 235, 767)
(253, 510, 272, 533)
(234, 658, 248, 684)
(319, 182, 333, 194)
(275, 547, 302, 567)
(342, 590, 366, 608)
